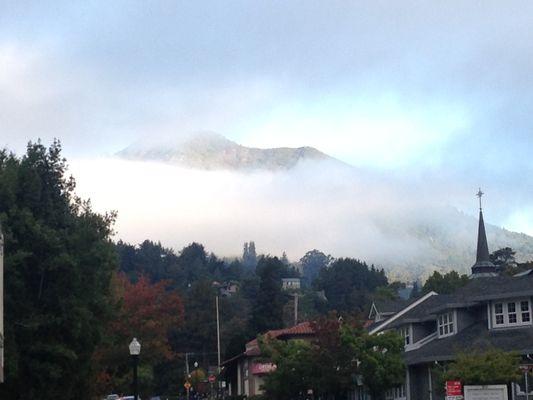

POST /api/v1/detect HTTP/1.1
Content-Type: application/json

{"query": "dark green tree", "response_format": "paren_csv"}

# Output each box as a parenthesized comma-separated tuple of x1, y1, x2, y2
(422, 271, 468, 295)
(260, 338, 316, 400)
(315, 258, 388, 314)
(251, 256, 287, 333)
(443, 349, 521, 385)
(242, 241, 258, 269)
(342, 327, 405, 400)
(490, 247, 516, 268)
(260, 314, 405, 400)
(0, 141, 117, 400)
(300, 249, 333, 285)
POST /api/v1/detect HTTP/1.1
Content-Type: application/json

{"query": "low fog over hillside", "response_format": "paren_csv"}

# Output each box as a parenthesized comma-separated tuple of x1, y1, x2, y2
(70, 135, 533, 281)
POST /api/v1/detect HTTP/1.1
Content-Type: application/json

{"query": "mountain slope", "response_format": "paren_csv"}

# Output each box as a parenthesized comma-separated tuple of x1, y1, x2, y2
(376, 206, 533, 281)
(117, 132, 340, 171)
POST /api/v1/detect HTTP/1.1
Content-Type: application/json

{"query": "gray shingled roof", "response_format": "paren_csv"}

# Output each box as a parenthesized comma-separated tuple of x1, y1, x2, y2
(373, 298, 413, 314)
(385, 275, 533, 328)
(404, 321, 533, 365)
(387, 295, 453, 327)
(428, 275, 533, 314)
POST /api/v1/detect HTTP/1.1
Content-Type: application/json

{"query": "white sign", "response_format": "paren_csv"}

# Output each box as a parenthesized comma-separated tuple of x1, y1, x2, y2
(447, 396, 464, 400)
(464, 385, 508, 400)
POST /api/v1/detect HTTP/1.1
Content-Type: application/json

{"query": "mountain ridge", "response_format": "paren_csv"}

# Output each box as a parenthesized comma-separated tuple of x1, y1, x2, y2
(117, 132, 342, 171)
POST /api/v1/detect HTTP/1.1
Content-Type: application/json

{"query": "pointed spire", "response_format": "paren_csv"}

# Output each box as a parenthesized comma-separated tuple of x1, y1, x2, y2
(471, 188, 496, 278)
(475, 209, 490, 263)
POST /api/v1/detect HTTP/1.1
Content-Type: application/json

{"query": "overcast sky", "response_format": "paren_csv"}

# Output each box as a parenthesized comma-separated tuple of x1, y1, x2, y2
(1, 1, 532, 240)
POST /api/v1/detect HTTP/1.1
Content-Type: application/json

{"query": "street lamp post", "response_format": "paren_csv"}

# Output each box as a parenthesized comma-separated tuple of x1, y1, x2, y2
(129, 338, 141, 400)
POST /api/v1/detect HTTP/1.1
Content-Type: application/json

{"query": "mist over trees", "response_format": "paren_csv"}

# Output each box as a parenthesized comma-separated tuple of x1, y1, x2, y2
(6, 142, 527, 398)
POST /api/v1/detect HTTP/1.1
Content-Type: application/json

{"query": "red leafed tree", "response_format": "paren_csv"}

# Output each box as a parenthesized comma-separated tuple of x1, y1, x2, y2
(93, 273, 184, 395)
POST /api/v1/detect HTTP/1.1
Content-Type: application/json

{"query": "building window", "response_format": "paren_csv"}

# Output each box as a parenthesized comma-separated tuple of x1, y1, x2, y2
(492, 299, 532, 327)
(521, 301, 531, 322)
(438, 312, 455, 337)
(399, 326, 411, 346)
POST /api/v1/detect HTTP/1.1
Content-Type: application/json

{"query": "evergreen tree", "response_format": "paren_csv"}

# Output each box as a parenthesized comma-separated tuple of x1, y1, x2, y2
(281, 251, 289, 266)
(251, 256, 286, 333)
(315, 258, 388, 314)
(243, 241, 257, 268)
(422, 271, 468, 295)
(0, 141, 117, 400)
(300, 249, 333, 284)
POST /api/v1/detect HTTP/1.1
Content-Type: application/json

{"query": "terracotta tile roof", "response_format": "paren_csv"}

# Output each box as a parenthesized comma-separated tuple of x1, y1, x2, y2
(245, 321, 315, 356)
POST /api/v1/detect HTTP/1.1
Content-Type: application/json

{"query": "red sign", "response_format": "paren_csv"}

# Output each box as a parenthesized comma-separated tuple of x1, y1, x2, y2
(446, 381, 463, 397)
(250, 362, 277, 375)
(208, 375, 216, 383)
(520, 365, 533, 372)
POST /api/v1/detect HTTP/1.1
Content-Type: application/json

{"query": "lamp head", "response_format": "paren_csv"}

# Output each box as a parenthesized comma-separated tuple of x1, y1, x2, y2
(129, 337, 141, 355)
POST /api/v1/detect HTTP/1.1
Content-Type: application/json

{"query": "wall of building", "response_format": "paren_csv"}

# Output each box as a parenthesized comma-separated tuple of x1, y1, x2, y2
(456, 305, 484, 332)
(412, 321, 435, 342)
(409, 364, 433, 400)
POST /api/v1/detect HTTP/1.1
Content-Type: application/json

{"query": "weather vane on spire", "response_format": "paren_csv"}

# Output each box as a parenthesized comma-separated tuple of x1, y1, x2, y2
(476, 188, 484, 210)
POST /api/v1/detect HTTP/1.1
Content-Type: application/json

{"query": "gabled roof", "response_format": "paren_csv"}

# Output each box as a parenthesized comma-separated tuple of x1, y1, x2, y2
(403, 321, 533, 365)
(373, 298, 413, 313)
(245, 321, 314, 354)
(222, 321, 315, 365)
(428, 274, 533, 314)
(368, 298, 414, 320)
(387, 295, 455, 328)
(515, 269, 533, 277)
(369, 291, 438, 334)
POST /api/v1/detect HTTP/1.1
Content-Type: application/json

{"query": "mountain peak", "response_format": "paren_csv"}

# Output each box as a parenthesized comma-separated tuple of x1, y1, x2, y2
(117, 132, 340, 171)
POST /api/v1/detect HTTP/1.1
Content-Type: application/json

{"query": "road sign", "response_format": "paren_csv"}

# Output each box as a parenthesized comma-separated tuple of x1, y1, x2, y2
(446, 381, 463, 400)
(184, 382, 191, 390)
(208, 375, 216, 383)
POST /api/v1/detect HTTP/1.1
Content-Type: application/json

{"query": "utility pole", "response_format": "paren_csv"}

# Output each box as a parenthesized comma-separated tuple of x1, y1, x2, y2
(294, 293, 299, 326)
(216, 295, 222, 398)
(216, 296, 221, 370)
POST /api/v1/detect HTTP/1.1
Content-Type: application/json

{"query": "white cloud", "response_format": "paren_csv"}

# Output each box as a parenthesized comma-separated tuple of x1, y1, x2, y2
(68, 157, 533, 281)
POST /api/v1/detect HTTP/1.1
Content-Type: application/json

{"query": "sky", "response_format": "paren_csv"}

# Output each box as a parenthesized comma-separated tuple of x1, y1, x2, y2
(1, 1, 533, 259)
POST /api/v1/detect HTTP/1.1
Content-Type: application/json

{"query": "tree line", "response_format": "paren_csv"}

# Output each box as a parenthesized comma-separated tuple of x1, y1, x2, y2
(1, 142, 528, 399)
(0, 142, 393, 399)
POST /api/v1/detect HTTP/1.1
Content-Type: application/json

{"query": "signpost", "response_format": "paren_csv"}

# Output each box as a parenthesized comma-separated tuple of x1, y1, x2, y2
(446, 380, 464, 400)
(184, 381, 191, 400)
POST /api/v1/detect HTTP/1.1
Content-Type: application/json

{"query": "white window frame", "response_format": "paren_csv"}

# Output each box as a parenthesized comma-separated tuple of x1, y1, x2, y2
(399, 325, 412, 346)
(437, 311, 456, 338)
(492, 298, 532, 328)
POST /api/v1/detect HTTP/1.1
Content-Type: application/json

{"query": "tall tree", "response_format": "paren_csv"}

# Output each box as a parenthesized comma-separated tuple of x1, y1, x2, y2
(242, 241, 257, 269)
(94, 274, 184, 396)
(260, 315, 405, 400)
(0, 141, 117, 400)
(422, 271, 468, 295)
(251, 256, 287, 333)
(300, 249, 333, 284)
(315, 258, 388, 314)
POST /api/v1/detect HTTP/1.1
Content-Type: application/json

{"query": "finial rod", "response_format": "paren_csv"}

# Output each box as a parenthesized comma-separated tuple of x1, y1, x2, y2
(476, 188, 484, 211)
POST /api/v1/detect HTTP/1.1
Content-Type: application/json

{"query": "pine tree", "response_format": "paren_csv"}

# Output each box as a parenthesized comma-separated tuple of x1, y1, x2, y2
(0, 141, 117, 400)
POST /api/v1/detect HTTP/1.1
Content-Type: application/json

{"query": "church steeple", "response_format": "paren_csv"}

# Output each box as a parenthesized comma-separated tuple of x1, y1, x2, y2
(471, 189, 497, 278)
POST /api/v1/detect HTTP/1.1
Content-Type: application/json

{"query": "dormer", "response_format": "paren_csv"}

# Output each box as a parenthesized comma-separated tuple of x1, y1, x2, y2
(488, 298, 532, 329)
(437, 310, 456, 338)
